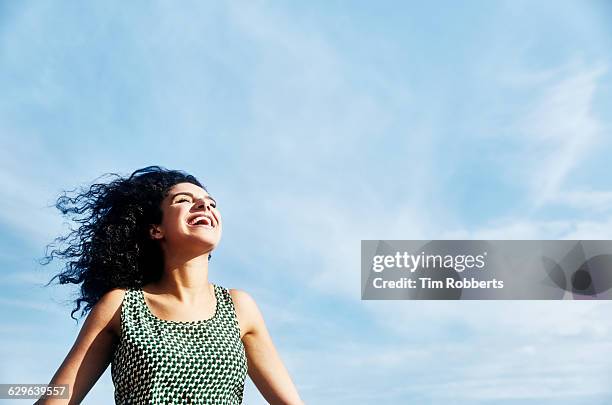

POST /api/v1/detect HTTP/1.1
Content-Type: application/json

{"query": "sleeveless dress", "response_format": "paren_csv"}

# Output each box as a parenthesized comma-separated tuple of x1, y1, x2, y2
(111, 283, 248, 404)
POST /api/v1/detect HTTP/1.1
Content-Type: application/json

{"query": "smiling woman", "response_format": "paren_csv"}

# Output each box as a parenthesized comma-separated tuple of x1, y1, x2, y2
(36, 165, 304, 405)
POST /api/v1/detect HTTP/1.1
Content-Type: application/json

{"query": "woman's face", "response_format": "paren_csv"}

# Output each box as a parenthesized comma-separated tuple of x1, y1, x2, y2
(150, 182, 222, 255)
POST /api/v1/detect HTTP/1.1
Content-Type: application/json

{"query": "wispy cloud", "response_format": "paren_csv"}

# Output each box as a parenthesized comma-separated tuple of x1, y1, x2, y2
(1, 1, 612, 404)
(0, 270, 54, 287)
(517, 64, 607, 209)
(552, 189, 612, 213)
(0, 297, 66, 316)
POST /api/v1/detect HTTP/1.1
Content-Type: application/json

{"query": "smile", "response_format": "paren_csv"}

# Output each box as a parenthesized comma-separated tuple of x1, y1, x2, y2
(187, 214, 215, 228)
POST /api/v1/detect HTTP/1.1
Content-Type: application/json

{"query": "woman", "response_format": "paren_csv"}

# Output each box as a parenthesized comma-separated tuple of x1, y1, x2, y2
(37, 166, 304, 404)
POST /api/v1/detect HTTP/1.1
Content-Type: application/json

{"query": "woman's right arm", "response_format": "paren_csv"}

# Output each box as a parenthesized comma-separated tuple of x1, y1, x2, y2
(35, 288, 126, 405)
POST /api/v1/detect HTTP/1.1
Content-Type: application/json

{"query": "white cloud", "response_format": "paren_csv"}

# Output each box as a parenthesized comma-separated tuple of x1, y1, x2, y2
(263, 335, 612, 403)
(518, 64, 607, 209)
(1, 2, 612, 404)
(0, 297, 67, 316)
(552, 189, 612, 213)
(0, 269, 55, 286)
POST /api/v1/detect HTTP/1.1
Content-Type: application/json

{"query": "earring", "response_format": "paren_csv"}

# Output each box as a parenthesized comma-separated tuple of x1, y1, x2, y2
(150, 226, 162, 240)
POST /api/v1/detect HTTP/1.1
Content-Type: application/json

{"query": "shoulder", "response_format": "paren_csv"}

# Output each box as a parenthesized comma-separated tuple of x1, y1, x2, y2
(228, 288, 255, 305)
(96, 288, 128, 312)
(228, 288, 259, 315)
(228, 288, 265, 339)
(89, 288, 128, 338)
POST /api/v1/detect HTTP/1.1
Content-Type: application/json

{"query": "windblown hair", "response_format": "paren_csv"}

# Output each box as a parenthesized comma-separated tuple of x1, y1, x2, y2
(41, 165, 209, 321)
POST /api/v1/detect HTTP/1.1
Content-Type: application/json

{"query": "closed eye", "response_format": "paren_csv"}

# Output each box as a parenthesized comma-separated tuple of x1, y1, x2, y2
(175, 197, 217, 208)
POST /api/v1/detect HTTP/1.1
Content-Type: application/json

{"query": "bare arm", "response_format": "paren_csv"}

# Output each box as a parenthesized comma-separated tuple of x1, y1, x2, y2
(230, 289, 305, 405)
(35, 289, 125, 404)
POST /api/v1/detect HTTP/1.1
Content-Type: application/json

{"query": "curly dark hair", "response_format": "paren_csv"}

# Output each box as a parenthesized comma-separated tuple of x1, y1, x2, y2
(41, 165, 210, 321)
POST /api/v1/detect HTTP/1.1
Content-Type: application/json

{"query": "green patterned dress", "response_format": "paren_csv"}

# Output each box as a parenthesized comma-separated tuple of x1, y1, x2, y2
(111, 283, 248, 404)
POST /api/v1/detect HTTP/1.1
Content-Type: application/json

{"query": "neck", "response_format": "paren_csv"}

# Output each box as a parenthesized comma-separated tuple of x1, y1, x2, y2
(153, 253, 213, 303)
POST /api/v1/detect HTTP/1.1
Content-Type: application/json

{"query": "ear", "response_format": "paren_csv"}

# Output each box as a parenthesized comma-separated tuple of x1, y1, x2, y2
(149, 224, 164, 240)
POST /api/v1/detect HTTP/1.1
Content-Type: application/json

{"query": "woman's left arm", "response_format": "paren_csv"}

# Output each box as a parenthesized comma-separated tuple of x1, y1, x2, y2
(229, 289, 305, 405)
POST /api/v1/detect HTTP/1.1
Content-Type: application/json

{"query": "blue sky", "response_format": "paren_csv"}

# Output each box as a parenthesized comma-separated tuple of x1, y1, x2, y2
(1, 1, 612, 403)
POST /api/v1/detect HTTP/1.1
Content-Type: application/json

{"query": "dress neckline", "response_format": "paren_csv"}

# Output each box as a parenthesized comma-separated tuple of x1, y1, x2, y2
(138, 283, 220, 326)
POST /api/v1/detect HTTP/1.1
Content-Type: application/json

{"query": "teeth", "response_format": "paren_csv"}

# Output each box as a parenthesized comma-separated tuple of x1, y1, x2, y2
(188, 215, 213, 226)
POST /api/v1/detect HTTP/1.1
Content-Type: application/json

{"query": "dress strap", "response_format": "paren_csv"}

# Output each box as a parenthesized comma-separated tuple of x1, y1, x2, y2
(215, 285, 242, 340)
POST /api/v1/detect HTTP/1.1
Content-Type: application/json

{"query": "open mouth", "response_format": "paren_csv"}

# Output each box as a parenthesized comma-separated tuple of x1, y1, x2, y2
(187, 214, 214, 228)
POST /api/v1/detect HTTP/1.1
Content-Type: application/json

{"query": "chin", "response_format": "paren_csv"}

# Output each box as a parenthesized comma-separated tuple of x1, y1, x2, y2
(177, 235, 217, 250)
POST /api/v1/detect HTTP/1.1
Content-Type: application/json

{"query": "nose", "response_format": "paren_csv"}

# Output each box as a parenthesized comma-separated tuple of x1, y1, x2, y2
(195, 198, 211, 210)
